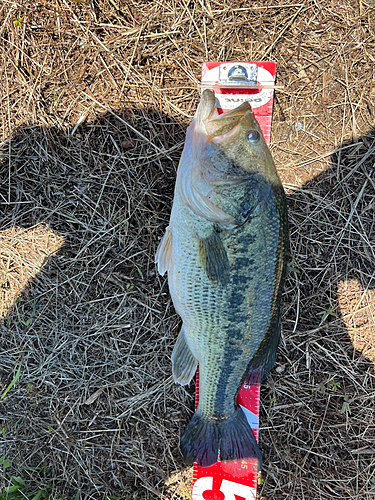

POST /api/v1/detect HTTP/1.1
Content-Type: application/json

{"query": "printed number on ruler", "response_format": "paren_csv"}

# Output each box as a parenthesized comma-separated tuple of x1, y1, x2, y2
(192, 477, 256, 500)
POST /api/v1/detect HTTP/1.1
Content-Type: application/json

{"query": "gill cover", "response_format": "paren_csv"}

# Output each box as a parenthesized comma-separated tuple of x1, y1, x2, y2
(176, 90, 249, 225)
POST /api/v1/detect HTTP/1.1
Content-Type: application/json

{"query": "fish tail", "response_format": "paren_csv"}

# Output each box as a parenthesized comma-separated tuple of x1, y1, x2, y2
(180, 407, 262, 469)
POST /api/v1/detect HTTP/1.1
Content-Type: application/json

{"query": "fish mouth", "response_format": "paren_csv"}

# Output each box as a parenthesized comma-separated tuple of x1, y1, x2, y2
(198, 91, 254, 184)
(201, 90, 252, 138)
(199, 89, 217, 121)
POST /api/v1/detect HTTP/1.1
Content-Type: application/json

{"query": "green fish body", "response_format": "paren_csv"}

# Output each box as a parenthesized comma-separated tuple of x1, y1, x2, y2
(156, 90, 288, 467)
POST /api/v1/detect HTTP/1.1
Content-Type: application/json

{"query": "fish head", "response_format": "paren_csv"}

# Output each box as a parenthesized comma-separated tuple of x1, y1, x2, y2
(204, 94, 278, 185)
(176, 90, 280, 225)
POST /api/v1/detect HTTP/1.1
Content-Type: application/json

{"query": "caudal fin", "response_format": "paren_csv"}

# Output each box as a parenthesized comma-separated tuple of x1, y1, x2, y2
(180, 407, 262, 469)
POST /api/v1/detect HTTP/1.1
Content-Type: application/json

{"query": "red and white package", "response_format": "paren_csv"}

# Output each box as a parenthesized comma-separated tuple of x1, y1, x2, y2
(192, 61, 278, 500)
(201, 61, 277, 147)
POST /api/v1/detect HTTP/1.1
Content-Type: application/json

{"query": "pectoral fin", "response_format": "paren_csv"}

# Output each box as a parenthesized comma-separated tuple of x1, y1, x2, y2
(155, 227, 172, 276)
(198, 231, 230, 285)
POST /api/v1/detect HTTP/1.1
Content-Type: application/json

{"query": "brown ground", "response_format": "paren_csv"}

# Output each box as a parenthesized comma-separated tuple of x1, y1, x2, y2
(0, 1, 375, 499)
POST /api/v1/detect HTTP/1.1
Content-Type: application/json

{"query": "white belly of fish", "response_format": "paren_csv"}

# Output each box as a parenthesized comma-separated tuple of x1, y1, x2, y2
(167, 192, 227, 361)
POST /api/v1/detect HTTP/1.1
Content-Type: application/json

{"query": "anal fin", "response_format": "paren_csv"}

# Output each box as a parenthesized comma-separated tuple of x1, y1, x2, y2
(244, 316, 282, 384)
(171, 326, 198, 386)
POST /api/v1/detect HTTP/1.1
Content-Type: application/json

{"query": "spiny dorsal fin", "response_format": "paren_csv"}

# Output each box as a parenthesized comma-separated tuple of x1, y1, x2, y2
(155, 227, 172, 276)
(198, 230, 230, 285)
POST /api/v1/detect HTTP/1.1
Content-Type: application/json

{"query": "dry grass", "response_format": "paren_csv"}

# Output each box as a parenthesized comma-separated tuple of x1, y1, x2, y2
(0, 0, 375, 499)
(0, 225, 64, 318)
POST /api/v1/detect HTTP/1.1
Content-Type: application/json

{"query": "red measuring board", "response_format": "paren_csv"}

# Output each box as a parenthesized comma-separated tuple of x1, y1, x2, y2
(192, 61, 277, 500)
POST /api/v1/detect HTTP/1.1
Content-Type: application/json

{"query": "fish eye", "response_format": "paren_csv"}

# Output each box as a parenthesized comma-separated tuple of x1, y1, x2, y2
(246, 130, 260, 144)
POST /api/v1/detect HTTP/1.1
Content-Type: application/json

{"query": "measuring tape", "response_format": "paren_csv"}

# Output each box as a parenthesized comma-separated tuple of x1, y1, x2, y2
(191, 61, 278, 500)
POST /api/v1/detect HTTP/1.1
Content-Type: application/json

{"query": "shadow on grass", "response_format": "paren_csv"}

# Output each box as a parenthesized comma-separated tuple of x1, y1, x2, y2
(0, 111, 375, 499)
(0, 109, 188, 499)
(260, 128, 375, 499)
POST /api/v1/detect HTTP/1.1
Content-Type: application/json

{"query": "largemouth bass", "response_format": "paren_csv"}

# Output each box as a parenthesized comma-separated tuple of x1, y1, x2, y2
(156, 89, 288, 468)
